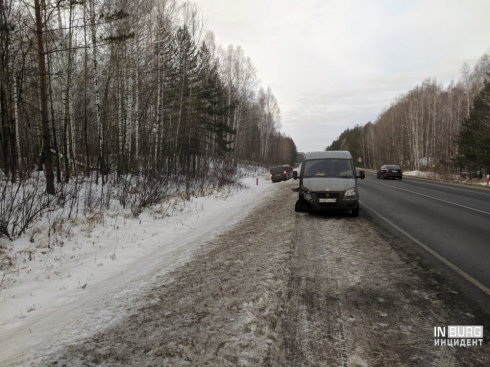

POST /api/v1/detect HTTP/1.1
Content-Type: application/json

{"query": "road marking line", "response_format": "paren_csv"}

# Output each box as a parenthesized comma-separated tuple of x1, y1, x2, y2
(366, 172, 490, 197)
(366, 180, 490, 216)
(360, 201, 490, 297)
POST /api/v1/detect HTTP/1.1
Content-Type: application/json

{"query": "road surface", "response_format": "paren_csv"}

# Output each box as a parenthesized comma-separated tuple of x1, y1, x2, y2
(359, 172, 490, 306)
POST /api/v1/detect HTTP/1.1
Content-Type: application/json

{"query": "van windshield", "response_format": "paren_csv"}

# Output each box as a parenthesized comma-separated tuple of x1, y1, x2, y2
(303, 159, 354, 178)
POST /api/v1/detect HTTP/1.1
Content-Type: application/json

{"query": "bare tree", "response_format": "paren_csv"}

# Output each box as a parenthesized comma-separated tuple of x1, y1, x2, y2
(34, 0, 55, 194)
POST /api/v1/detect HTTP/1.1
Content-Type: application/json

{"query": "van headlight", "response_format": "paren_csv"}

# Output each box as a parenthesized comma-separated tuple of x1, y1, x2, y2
(303, 189, 312, 201)
(344, 188, 356, 197)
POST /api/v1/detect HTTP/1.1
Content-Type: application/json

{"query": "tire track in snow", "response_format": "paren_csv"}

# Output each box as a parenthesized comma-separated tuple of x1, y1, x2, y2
(278, 210, 490, 366)
(282, 214, 348, 366)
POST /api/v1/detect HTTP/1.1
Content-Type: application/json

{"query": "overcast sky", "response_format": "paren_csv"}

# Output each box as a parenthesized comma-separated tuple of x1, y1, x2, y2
(199, 0, 490, 153)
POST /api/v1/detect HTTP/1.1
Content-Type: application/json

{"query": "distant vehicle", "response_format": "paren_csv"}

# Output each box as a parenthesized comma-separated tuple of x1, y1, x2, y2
(377, 165, 403, 180)
(270, 165, 293, 183)
(293, 151, 365, 216)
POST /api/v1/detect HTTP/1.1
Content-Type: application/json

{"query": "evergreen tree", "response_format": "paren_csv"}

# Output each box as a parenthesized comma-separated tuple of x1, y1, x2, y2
(196, 44, 235, 156)
(326, 125, 363, 162)
(457, 75, 490, 174)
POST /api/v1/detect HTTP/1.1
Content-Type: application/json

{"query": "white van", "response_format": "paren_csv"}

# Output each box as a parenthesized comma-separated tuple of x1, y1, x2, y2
(293, 151, 365, 216)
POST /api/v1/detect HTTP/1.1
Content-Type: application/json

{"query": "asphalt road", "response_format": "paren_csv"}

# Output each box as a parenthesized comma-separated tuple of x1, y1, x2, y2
(358, 172, 490, 305)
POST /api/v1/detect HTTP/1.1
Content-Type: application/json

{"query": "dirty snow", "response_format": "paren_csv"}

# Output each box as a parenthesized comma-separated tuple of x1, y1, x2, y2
(1, 169, 489, 366)
(403, 170, 490, 187)
(0, 173, 277, 364)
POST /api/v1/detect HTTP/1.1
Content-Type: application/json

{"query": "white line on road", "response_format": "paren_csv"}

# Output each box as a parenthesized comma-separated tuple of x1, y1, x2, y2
(366, 180, 490, 216)
(365, 172, 490, 197)
(360, 201, 490, 297)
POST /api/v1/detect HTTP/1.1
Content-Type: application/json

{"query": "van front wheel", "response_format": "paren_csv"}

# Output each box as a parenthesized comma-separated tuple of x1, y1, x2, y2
(351, 205, 359, 217)
(295, 197, 307, 212)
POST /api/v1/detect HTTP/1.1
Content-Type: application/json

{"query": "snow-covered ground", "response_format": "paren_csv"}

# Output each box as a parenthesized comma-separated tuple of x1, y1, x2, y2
(0, 171, 280, 363)
(2, 165, 488, 365)
(1, 166, 486, 335)
(403, 170, 490, 187)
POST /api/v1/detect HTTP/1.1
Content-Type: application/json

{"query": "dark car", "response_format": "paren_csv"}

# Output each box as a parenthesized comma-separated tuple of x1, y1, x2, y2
(270, 165, 293, 183)
(377, 165, 403, 180)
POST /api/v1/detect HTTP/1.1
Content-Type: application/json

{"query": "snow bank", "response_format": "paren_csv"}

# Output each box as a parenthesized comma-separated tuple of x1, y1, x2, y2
(0, 171, 276, 349)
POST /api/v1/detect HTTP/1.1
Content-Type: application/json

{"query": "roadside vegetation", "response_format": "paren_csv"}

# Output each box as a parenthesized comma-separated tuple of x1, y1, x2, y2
(0, 1, 298, 230)
(327, 51, 490, 179)
(0, 0, 297, 280)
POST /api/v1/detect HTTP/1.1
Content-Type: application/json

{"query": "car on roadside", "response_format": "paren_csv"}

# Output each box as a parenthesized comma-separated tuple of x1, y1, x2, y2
(270, 165, 294, 183)
(377, 165, 403, 180)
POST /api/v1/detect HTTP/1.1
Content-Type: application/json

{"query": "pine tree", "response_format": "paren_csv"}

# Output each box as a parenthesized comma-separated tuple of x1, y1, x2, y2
(457, 75, 490, 175)
(326, 125, 363, 163)
(196, 44, 235, 156)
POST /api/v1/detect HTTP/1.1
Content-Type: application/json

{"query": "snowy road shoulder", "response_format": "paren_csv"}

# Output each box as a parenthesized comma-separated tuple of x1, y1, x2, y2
(15, 178, 490, 366)
(0, 175, 281, 364)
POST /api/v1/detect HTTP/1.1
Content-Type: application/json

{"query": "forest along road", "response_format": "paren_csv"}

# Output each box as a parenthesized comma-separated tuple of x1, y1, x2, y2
(18, 181, 490, 366)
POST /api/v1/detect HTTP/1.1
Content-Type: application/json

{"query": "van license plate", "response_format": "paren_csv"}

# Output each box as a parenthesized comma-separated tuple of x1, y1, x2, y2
(319, 198, 336, 203)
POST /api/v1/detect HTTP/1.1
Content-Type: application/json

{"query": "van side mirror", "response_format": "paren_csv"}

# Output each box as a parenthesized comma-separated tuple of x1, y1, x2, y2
(357, 170, 365, 179)
(293, 171, 298, 180)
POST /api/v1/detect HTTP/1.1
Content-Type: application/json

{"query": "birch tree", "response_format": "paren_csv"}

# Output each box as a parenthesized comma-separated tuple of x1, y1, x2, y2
(257, 86, 280, 162)
(0, 0, 298, 189)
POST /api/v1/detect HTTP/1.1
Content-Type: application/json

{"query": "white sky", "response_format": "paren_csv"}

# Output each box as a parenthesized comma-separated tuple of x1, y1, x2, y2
(199, 0, 490, 153)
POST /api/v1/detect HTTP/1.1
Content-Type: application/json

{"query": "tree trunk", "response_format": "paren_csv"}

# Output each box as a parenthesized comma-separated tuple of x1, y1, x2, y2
(90, 0, 103, 183)
(83, 0, 90, 177)
(34, 0, 55, 194)
(12, 67, 21, 176)
(46, 34, 61, 184)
